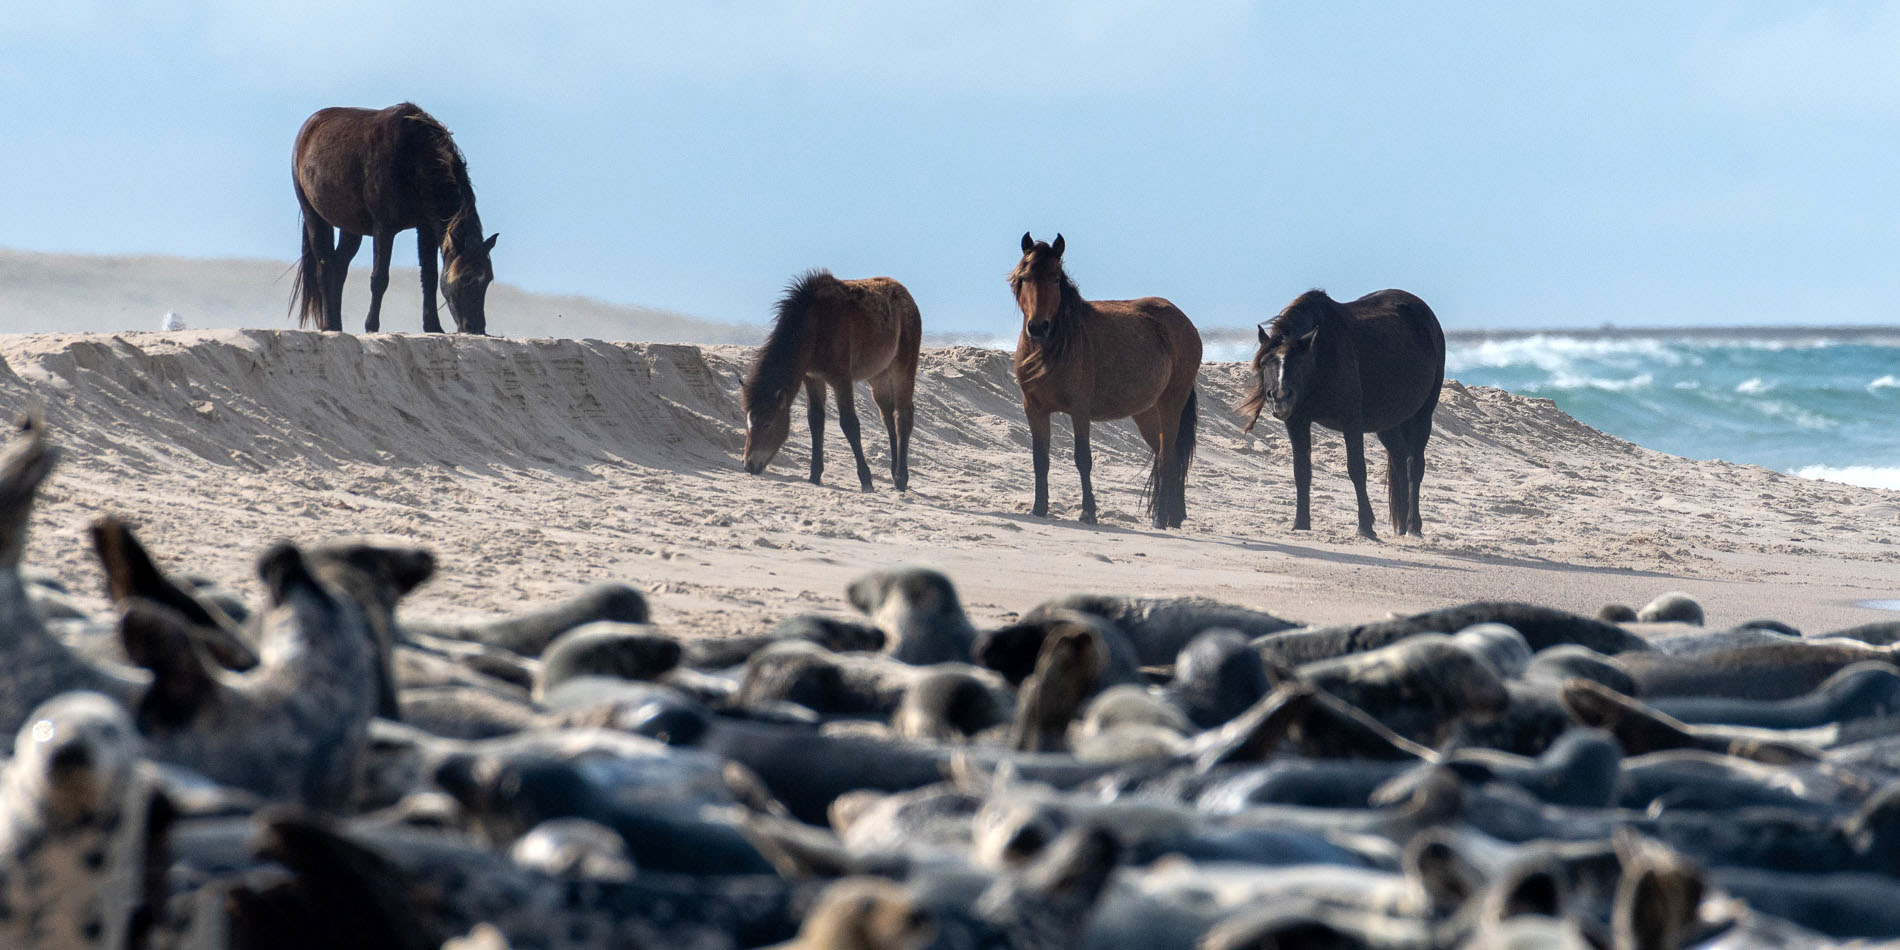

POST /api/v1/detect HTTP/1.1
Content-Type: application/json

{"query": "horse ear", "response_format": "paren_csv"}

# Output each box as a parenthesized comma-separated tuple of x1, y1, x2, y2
(1257, 324, 1269, 344)
(1021, 232, 1035, 254)
(1051, 234, 1065, 258)
(484, 233, 499, 251)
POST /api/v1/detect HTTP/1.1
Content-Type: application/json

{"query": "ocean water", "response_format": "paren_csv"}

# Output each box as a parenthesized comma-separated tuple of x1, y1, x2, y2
(1207, 330, 1900, 491)
(1434, 332, 1900, 491)
(955, 329, 1900, 491)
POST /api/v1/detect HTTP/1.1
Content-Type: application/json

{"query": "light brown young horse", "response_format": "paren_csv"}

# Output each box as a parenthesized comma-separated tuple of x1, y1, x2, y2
(742, 270, 923, 491)
(291, 102, 497, 334)
(1010, 233, 1202, 529)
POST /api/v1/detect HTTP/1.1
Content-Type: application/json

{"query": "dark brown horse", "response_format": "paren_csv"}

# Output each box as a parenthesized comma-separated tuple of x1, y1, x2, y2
(1010, 233, 1202, 529)
(742, 270, 922, 491)
(290, 103, 497, 334)
(1240, 289, 1445, 539)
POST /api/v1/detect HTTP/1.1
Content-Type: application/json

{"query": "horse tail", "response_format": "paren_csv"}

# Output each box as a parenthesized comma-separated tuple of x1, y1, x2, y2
(1145, 388, 1198, 526)
(1176, 387, 1199, 477)
(290, 180, 324, 330)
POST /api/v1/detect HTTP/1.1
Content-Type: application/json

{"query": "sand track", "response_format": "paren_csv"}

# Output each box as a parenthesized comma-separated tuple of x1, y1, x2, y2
(3, 329, 1894, 635)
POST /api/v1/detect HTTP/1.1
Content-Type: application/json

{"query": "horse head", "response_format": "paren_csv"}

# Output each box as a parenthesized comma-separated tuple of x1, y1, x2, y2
(1010, 232, 1068, 343)
(441, 231, 498, 335)
(1246, 293, 1326, 425)
(741, 388, 793, 476)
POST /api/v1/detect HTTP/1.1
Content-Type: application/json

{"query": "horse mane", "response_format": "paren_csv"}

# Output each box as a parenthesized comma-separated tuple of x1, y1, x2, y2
(744, 269, 837, 414)
(1264, 289, 1333, 341)
(401, 107, 481, 243)
(1010, 255, 1085, 384)
(1237, 289, 1332, 432)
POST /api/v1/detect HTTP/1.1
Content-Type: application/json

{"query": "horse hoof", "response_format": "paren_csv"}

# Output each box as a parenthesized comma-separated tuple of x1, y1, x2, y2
(1080, 513, 1098, 526)
(1357, 529, 1379, 542)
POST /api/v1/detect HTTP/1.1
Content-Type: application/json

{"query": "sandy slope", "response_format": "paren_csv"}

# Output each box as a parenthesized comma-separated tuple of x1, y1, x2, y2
(3, 329, 1895, 638)
(0, 248, 756, 342)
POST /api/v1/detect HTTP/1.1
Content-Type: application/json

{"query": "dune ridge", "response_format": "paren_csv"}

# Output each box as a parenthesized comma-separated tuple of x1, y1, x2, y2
(2, 329, 1893, 635)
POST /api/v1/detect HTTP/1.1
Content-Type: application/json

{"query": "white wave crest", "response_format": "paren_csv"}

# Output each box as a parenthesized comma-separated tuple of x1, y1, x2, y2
(1548, 372, 1654, 393)
(1870, 375, 1900, 392)
(1735, 377, 1775, 395)
(1445, 335, 1685, 375)
(1793, 465, 1900, 491)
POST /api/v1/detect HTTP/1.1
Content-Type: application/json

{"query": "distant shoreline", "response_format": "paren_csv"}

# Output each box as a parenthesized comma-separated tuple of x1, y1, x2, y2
(928, 323, 1900, 351)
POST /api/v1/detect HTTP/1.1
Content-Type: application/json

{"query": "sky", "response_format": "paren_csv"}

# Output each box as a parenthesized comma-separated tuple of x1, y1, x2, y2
(2, 2, 1898, 334)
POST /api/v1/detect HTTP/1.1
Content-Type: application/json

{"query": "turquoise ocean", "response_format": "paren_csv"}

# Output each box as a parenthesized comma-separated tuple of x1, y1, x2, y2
(1207, 328, 1900, 491)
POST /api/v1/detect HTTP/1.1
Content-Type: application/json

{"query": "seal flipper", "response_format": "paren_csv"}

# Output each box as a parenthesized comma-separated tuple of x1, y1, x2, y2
(0, 412, 56, 571)
(92, 516, 258, 671)
(120, 599, 219, 730)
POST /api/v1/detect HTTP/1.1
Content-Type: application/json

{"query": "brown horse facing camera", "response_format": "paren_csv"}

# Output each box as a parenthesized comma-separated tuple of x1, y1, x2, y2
(290, 102, 497, 334)
(742, 270, 923, 491)
(1240, 289, 1445, 540)
(1010, 233, 1202, 529)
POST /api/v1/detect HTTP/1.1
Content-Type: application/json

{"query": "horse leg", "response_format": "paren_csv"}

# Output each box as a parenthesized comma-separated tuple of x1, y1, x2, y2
(325, 232, 362, 333)
(834, 380, 875, 492)
(364, 229, 396, 333)
(417, 228, 444, 333)
(1072, 414, 1096, 525)
(1133, 409, 1166, 529)
(1345, 429, 1377, 541)
(1287, 419, 1313, 531)
(870, 374, 903, 491)
(1376, 428, 1411, 537)
(1403, 409, 1435, 535)
(805, 377, 827, 486)
(1163, 388, 1197, 529)
(1027, 408, 1052, 518)
(893, 364, 917, 492)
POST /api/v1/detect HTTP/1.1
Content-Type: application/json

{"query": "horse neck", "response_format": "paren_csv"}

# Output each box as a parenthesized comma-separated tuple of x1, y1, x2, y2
(1049, 277, 1089, 348)
(751, 317, 819, 416)
(439, 205, 484, 256)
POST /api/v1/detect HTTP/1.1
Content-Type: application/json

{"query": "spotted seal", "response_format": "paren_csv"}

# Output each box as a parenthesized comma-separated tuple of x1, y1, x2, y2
(0, 692, 166, 950)
(118, 542, 382, 811)
(1253, 601, 1648, 665)
(846, 567, 978, 665)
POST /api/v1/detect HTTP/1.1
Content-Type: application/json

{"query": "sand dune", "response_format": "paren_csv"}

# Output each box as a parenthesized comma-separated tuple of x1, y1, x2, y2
(0, 248, 755, 342)
(2, 329, 1894, 637)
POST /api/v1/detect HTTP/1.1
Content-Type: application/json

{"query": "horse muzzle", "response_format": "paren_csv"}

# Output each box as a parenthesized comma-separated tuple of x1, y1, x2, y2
(1025, 321, 1052, 341)
(743, 457, 766, 475)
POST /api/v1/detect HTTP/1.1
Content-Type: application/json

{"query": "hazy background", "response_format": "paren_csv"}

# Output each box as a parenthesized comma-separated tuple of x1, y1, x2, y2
(3, 2, 1898, 334)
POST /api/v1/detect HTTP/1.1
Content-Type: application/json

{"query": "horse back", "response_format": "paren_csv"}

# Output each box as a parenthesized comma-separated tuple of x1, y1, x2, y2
(1076, 297, 1201, 419)
(293, 103, 440, 235)
(1339, 290, 1445, 429)
(832, 277, 920, 382)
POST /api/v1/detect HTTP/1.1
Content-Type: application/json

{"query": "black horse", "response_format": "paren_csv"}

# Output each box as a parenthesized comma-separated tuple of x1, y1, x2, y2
(1240, 289, 1445, 539)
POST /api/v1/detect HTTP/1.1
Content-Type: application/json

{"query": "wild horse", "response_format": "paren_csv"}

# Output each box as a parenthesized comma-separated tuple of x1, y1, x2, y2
(742, 270, 922, 491)
(1010, 233, 1201, 529)
(291, 102, 497, 334)
(1240, 289, 1445, 539)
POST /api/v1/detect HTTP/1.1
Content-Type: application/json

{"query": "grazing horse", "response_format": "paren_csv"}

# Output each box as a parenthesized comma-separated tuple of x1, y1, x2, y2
(291, 102, 498, 334)
(742, 270, 923, 491)
(1240, 289, 1445, 539)
(1010, 233, 1202, 529)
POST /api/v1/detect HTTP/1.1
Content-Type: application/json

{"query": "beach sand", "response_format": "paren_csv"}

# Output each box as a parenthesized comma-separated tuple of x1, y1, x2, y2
(5, 329, 1895, 637)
